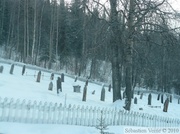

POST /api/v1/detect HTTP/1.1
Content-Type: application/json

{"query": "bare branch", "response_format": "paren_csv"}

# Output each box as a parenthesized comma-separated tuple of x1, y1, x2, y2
(92, 0, 110, 17)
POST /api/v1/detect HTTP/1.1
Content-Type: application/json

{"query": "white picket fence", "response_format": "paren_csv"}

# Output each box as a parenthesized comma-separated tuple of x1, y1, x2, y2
(0, 97, 179, 127)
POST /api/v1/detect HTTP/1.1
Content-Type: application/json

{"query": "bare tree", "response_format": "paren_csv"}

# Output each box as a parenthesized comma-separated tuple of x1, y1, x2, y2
(109, 0, 122, 102)
(31, 0, 37, 64)
(48, 0, 56, 69)
(124, 0, 135, 111)
(0, 0, 5, 45)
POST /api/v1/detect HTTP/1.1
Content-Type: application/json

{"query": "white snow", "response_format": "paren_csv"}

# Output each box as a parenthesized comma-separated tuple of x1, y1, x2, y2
(0, 61, 180, 134)
(0, 122, 125, 134)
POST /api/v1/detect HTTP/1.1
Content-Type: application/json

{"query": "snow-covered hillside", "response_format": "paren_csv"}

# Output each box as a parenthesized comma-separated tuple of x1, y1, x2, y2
(0, 61, 180, 134)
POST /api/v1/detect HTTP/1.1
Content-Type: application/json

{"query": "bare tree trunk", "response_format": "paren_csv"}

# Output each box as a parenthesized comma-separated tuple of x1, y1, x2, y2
(16, 0, 21, 56)
(55, 0, 60, 70)
(75, 58, 79, 75)
(31, 0, 37, 64)
(78, 0, 87, 77)
(110, 0, 122, 102)
(7, 1, 16, 59)
(35, 1, 45, 65)
(0, 0, 5, 45)
(6, 10, 13, 58)
(89, 56, 97, 79)
(56, 0, 59, 59)
(23, 0, 27, 62)
(8, 11, 15, 59)
(26, 0, 30, 60)
(48, 1, 55, 69)
(124, 0, 135, 111)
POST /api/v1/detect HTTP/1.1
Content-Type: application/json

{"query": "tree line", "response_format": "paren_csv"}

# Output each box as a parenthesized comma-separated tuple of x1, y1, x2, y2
(0, 0, 180, 110)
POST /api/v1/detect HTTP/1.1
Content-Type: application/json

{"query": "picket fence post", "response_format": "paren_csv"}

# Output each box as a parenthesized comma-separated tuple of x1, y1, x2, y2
(70, 104, 75, 125)
(88, 106, 93, 126)
(96, 107, 100, 126)
(19, 99, 24, 122)
(1, 98, 7, 121)
(150, 114, 154, 127)
(38, 101, 42, 123)
(62, 104, 66, 124)
(84, 106, 88, 126)
(76, 105, 80, 125)
(52, 103, 57, 124)
(162, 117, 166, 127)
(57, 103, 63, 124)
(153, 115, 157, 127)
(137, 112, 142, 126)
(7, 98, 11, 121)
(127, 111, 132, 126)
(129, 111, 133, 125)
(13, 99, 18, 122)
(157, 115, 160, 127)
(133, 112, 137, 126)
(79, 105, 83, 125)
(146, 114, 150, 127)
(92, 107, 96, 126)
(104, 108, 109, 125)
(31, 101, 37, 123)
(67, 104, 72, 125)
(125, 111, 129, 125)
(160, 116, 163, 127)
(137, 112, 141, 126)
(43, 102, 47, 123)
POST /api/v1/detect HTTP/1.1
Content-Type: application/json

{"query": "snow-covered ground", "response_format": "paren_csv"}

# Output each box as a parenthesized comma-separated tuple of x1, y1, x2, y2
(0, 122, 124, 134)
(0, 61, 180, 134)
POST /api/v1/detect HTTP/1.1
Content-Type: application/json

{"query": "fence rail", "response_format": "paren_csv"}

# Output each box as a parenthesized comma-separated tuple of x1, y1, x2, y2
(0, 97, 180, 127)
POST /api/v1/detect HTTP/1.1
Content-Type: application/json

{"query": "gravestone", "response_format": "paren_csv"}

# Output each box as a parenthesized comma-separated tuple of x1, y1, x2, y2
(74, 76, 78, 82)
(157, 94, 160, 100)
(82, 85, 87, 101)
(170, 95, 172, 103)
(163, 98, 169, 112)
(161, 94, 164, 104)
(134, 97, 137, 104)
(148, 93, 152, 105)
(61, 73, 64, 82)
(36, 71, 41, 82)
(73, 85, 81, 93)
(137, 91, 140, 95)
(123, 91, 126, 99)
(9, 64, 14, 74)
(140, 93, 143, 99)
(85, 79, 88, 86)
(50, 73, 54, 80)
(22, 65, 26, 75)
(48, 82, 53, 91)
(0, 66, 4, 73)
(100, 86, 105, 101)
(57, 77, 62, 94)
(108, 84, 111, 92)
